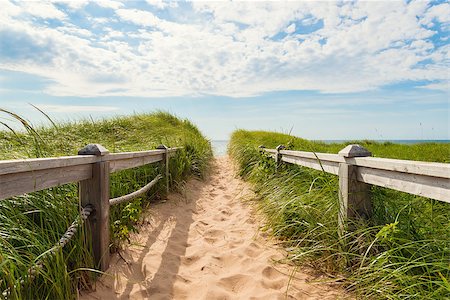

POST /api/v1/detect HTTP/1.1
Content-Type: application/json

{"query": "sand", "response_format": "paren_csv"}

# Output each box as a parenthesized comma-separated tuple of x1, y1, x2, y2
(80, 157, 345, 300)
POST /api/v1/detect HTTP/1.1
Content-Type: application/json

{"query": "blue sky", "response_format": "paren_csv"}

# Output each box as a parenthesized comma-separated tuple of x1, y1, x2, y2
(0, 0, 448, 140)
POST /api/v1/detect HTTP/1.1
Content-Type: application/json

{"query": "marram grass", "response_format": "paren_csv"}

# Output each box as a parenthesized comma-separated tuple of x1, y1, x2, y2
(229, 130, 450, 299)
(0, 110, 212, 299)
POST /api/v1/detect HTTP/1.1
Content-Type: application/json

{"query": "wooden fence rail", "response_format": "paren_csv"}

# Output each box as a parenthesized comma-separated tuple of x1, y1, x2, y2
(261, 144, 450, 233)
(0, 144, 181, 271)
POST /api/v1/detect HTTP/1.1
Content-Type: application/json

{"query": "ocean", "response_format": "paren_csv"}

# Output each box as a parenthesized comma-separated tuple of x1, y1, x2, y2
(211, 140, 449, 157)
(320, 140, 450, 144)
(211, 140, 229, 156)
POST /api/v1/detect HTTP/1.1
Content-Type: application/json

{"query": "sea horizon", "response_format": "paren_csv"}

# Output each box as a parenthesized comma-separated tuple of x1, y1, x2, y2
(211, 139, 450, 156)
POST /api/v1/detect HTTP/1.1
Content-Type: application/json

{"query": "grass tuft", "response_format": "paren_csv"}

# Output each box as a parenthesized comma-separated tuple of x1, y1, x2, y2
(0, 110, 212, 299)
(229, 130, 450, 299)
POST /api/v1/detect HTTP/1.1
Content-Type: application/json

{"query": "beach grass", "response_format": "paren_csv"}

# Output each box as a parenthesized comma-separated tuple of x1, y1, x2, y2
(229, 130, 450, 299)
(0, 110, 212, 299)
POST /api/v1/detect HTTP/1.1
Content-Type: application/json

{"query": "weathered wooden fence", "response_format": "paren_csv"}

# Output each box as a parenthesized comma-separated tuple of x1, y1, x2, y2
(0, 144, 180, 271)
(261, 144, 450, 232)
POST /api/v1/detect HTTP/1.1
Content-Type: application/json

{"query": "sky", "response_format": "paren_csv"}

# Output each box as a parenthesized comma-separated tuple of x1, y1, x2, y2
(0, 0, 449, 140)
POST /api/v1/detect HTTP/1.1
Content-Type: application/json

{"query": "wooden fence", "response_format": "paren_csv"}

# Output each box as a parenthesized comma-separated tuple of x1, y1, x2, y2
(261, 144, 450, 232)
(0, 144, 180, 271)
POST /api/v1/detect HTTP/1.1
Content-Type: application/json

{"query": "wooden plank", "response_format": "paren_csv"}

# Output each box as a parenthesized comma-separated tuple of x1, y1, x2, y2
(79, 161, 110, 271)
(264, 149, 278, 154)
(338, 163, 372, 231)
(103, 149, 166, 161)
(350, 157, 450, 179)
(0, 164, 92, 200)
(78, 144, 110, 271)
(270, 148, 450, 179)
(280, 149, 343, 163)
(109, 154, 163, 173)
(0, 148, 177, 176)
(281, 155, 340, 175)
(0, 155, 97, 176)
(357, 167, 450, 203)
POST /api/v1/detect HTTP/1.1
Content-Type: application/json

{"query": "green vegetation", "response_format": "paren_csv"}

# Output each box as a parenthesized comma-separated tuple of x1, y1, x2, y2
(0, 110, 212, 299)
(229, 130, 450, 299)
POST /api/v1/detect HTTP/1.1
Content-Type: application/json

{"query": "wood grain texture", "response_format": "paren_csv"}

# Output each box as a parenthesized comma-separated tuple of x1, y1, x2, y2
(338, 163, 372, 233)
(349, 157, 450, 179)
(0, 155, 97, 176)
(266, 147, 449, 202)
(0, 164, 92, 200)
(281, 155, 340, 175)
(280, 149, 343, 163)
(103, 149, 166, 161)
(357, 167, 450, 203)
(109, 155, 163, 173)
(79, 161, 111, 271)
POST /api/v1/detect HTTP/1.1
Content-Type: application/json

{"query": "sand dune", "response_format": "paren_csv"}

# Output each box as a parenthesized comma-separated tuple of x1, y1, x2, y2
(80, 157, 345, 299)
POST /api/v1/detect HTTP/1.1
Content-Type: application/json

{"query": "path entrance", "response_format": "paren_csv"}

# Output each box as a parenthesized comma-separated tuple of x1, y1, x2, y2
(81, 157, 344, 299)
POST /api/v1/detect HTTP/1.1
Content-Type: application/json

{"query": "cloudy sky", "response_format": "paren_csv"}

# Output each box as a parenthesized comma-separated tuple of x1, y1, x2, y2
(0, 0, 448, 140)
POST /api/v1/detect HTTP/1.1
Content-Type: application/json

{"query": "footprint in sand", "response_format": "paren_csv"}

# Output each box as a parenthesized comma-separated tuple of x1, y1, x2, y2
(229, 239, 244, 249)
(181, 255, 201, 266)
(262, 278, 285, 290)
(261, 266, 282, 280)
(204, 287, 232, 300)
(194, 220, 210, 229)
(218, 206, 232, 216)
(213, 214, 227, 222)
(202, 229, 227, 245)
(218, 274, 253, 293)
(244, 242, 263, 258)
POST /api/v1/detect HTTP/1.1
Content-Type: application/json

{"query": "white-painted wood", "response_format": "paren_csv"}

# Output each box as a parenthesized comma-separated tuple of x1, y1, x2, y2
(357, 167, 450, 203)
(0, 164, 92, 200)
(281, 155, 340, 175)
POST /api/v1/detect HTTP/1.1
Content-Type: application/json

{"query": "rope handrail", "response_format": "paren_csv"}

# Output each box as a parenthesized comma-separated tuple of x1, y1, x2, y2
(109, 174, 163, 206)
(2, 205, 94, 298)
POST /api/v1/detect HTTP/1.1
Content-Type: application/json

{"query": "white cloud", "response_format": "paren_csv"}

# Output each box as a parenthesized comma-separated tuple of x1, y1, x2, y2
(20, 1, 66, 20)
(116, 9, 160, 27)
(50, 0, 90, 10)
(146, 0, 176, 10)
(0, 0, 448, 98)
(285, 23, 296, 34)
(96, 0, 124, 10)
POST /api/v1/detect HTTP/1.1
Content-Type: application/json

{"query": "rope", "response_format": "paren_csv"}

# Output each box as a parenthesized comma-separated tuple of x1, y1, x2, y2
(2, 205, 94, 299)
(109, 174, 163, 206)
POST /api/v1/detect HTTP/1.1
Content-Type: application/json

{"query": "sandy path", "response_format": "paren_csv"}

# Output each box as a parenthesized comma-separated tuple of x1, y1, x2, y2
(81, 157, 344, 300)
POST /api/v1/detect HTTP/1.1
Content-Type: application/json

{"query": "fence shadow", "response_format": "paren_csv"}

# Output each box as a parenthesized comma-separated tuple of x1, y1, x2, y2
(108, 179, 203, 299)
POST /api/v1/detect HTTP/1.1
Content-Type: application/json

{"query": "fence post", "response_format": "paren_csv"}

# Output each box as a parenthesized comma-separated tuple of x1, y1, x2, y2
(78, 144, 110, 271)
(276, 145, 285, 170)
(338, 144, 372, 234)
(157, 145, 169, 194)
